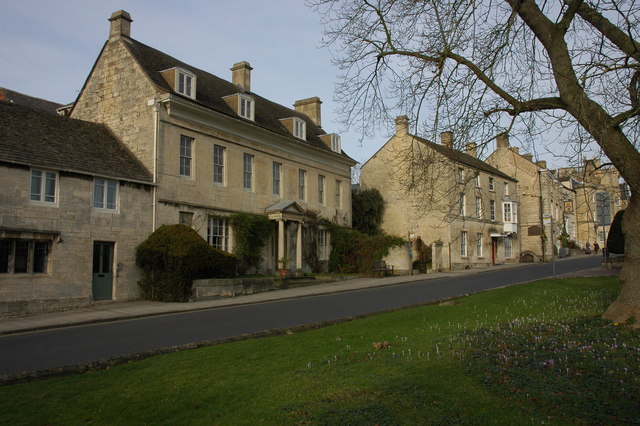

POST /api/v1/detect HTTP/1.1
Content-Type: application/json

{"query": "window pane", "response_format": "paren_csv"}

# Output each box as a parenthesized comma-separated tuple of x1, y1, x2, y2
(0, 240, 10, 273)
(180, 136, 192, 176)
(243, 154, 253, 190)
(298, 170, 306, 200)
(214, 145, 224, 184)
(44, 172, 56, 202)
(106, 181, 117, 209)
(30, 170, 42, 201)
(273, 163, 281, 195)
(94, 179, 105, 208)
(318, 175, 324, 204)
(14, 241, 29, 273)
(33, 242, 48, 273)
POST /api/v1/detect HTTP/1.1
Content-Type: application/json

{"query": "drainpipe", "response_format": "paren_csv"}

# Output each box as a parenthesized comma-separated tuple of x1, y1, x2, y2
(148, 98, 160, 232)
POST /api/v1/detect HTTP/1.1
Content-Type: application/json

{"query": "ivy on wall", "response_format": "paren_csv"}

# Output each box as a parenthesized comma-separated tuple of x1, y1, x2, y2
(230, 213, 273, 274)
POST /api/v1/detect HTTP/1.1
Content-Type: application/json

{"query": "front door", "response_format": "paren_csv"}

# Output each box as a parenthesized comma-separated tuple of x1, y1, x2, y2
(92, 242, 114, 300)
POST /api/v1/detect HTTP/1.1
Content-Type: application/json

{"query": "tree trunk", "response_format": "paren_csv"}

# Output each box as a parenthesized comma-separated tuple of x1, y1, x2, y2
(603, 193, 640, 326)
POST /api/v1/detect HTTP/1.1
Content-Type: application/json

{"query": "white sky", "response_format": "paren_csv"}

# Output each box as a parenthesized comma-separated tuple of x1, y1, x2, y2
(0, 0, 391, 167)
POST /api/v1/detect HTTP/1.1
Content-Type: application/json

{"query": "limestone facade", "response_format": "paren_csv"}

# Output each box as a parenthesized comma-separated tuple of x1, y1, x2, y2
(360, 117, 520, 270)
(486, 135, 577, 262)
(556, 159, 629, 249)
(71, 11, 356, 274)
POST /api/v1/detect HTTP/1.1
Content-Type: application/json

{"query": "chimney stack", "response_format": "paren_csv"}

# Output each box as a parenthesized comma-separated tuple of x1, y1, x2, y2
(231, 61, 253, 91)
(465, 142, 477, 157)
(395, 116, 409, 137)
(440, 131, 453, 149)
(109, 10, 132, 41)
(496, 133, 509, 149)
(294, 97, 322, 127)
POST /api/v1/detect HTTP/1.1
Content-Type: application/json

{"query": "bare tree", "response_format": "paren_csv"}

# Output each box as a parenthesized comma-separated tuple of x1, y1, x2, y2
(309, 0, 640, 324)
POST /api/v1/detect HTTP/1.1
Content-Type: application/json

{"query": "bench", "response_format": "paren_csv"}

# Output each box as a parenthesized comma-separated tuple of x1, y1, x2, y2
(372, 260, 394, 277)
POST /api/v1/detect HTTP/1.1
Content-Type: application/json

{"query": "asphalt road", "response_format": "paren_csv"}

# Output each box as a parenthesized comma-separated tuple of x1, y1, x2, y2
(0, 256, 603, 377)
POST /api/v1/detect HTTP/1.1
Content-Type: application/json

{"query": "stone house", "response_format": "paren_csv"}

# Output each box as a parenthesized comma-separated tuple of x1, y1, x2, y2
(360, 117, 519, 271)
(0, 100, 154, 317)
(71, 11, 356, 274)
(486, 134, 577, 262)
(556, 159, 629, 249)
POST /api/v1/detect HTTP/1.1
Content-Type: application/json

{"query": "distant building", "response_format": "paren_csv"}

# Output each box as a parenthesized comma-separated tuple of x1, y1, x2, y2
(360, 116, 519, 271)
(486, 134, 576, 262)
(556, 159, 628, 248)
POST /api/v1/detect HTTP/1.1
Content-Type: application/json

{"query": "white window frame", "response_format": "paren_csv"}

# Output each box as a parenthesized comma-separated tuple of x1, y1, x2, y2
(474, 173, 480, 188)
(176, 68, 196, 99)
(331, 134, 341, 152)
(477, 233, 483, 257)
(239, 95, 255, 121)
(180, 135, 193, 178)
(490, 200, 496, 221)
(504, 237, 513, 258)
(489, 177, 495, 192)
(213, 145, 225, 185)
(503, 202, 512, 222)
(504, 182, 510, 196)
(207, 217, 231, 252)
(335, 180, 342, 208)
(293, 118, 306, 140)
(317, 229, 330, 261)
(30, 169, 58, 204)
(243, 153, 254, 191)
(475, 196, 483, 219)
(298, 169, 306, 201)
(273, 162, 282, 196)
(460, 193, 466, 216)
(318, 175, 325, 205)
(93, 178, 118, 210)
(458, 168, 465, 183)
(461, 231, 468, 257)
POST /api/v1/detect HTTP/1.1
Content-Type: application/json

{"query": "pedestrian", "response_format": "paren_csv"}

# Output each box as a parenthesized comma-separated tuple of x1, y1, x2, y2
(585, 242, 591, 254)
(594, 242, 599, 254)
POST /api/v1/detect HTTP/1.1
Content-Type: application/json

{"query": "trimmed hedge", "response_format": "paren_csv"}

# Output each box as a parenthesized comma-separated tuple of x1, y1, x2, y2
(607, 209, 625, 254)
(136, 224, 236, 302)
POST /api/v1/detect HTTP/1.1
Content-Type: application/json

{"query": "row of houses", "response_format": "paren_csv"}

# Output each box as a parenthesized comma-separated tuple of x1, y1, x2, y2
(0, 10, 629, 317)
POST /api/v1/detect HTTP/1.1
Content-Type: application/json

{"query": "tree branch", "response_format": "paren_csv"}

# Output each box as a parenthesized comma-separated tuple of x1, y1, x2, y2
(558, 0, 583, 34)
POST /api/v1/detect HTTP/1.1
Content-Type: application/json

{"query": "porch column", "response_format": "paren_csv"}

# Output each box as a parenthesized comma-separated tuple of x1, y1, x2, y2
(278, 219, 285, 269)
(296, 221, 303, 271)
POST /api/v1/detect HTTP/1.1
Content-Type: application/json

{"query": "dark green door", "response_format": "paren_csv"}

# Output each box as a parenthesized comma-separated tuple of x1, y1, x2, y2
(92, 242, 113, 300)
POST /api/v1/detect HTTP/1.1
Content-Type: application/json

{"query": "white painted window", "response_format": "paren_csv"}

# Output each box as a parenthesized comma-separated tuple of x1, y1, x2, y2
(213, 145, 225, 185)
(239, 95, 254, 120)
(335, 180, 342, 208)
(490, 200, 496, 221)
(317, 229, 330, 261)
(293, 118, 306, 140)
(243, 153, 254, 190)
(461, 231, 468, 257)
(180, 135, 193, 177)
(458, 168, 465, 183)
(460, 193, 466, 216)
(503, 202, 512, 222)
(30, 169, 57, 204)
(318, 175, 325, 204)
(475, 197, 483, 219)
(331, 134, 341, 152)
(93, 178, 118, 210)
(477, 233, 483, 257)
(298, 169, 306, 201)
(504, 237, 513, 258)
(176, 69, 196, 99)
(504, 182, 510, 196)
(273, 162, 281, 196)
(207, 217, 230, 252)
(474, 173, 480, 188)
(489, 177, 495, 192)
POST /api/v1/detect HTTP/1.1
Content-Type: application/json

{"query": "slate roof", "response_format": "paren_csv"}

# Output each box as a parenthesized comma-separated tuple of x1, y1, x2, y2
(120, 38, 354, 161)
(0, 100, 152, 183)
(413, 135, 516, 182)
(0, 87, 62, 115)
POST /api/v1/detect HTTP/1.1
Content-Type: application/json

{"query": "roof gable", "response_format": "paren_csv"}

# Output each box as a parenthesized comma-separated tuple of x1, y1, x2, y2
(0, 101, 152, 183)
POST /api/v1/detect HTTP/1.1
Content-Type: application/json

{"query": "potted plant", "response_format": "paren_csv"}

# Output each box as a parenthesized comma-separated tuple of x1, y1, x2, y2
(278, 257, 290, 277)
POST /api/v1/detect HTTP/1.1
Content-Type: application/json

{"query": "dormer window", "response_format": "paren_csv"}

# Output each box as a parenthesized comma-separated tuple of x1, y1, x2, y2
(239, 95, 254, 121)
(331, 134, 341, 153)
(293, 118, 306, 140)
(177, 69, 196, 99)
(161, 67, 197, 99)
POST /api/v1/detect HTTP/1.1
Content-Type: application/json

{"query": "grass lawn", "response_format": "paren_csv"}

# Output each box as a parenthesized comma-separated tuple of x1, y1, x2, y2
(1, 277, 638, 425)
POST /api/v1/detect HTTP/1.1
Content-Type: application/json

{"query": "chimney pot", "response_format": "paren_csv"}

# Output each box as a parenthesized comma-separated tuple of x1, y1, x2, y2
(109, 10, 132, 41)
(440, 131, 453, 149)
(395, 116, 409, 137)
(294, 97, 322, 127)
(496, 133, 509, 149)
(231, 61, 253, 91)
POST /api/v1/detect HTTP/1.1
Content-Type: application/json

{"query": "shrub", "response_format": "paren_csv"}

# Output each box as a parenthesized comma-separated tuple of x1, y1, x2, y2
(324, 221, 405, 273)
(352, 188, 385, 235)
(136, 224, 236, 302)
(230, 213, 273, 274)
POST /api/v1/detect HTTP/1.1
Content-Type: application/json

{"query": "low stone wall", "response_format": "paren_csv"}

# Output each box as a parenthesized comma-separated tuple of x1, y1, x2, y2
(0, 297, 92, 319)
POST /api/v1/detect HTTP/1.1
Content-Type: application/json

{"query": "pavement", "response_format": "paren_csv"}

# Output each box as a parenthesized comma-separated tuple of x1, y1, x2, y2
(0, 258, 619, 336)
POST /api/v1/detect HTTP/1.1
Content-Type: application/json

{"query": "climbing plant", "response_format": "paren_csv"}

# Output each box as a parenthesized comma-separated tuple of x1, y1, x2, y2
(230, 213, 273, 274)
(351, 187, 385, 235)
